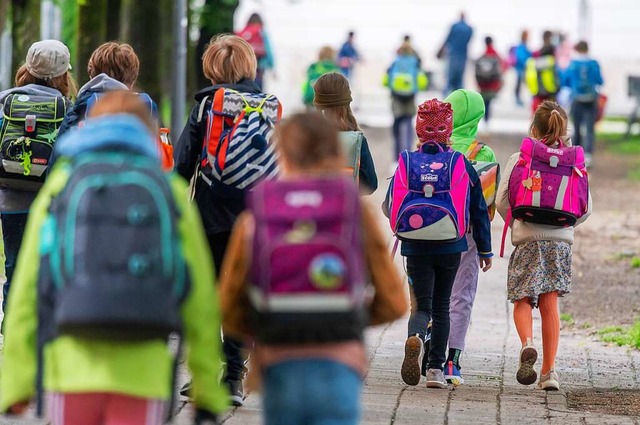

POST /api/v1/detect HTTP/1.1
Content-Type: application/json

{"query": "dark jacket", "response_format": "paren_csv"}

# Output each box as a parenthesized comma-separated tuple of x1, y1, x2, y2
(174, 78, 262, 235)
(383, 143, 493, 257)
(358, 135, 378, 194)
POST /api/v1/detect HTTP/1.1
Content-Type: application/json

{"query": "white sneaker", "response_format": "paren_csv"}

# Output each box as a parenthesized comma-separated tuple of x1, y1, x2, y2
(537, 369, 560, 391)
(425, 368, 448, 389)
(516, 340, 538, 385)
(401, 335, 424, 386)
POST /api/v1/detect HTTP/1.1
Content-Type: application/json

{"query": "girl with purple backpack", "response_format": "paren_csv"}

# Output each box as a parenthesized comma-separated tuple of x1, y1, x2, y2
(219, 112, 406, 425)
(497, 101, 591, 391)
(384, 99, 493, 388)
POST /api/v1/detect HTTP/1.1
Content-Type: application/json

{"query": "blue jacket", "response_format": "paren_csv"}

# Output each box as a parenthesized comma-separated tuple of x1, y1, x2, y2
(562, 56, 603, 102)
(358, 135, 378, 194)
(383, 143, 493, 257)
(445, 20, 473, 63)
(514, 43, 531, 74)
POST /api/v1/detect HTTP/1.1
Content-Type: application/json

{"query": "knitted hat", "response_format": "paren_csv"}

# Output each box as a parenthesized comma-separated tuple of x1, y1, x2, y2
(415, 98, 453, 144)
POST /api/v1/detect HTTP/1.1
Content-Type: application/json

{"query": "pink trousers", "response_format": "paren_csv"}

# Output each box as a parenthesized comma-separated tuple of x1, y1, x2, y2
(47, 392, 166, 425)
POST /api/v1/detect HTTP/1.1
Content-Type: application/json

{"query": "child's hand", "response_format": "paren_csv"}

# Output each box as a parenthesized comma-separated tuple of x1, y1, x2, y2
(7, 401, 29, 415)
(479, 257, 493, 272)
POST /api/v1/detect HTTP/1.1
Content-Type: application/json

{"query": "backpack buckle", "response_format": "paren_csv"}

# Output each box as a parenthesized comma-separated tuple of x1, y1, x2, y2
(423, 184, 434, 198)
(25, 114, 37, 134)
(549, 155, 559, 168)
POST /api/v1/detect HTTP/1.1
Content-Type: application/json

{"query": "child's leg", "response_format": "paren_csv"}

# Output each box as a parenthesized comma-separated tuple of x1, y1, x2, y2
(513, 298, 534, 345)
(47, 393, 105, 425)
(427, 253, 462, 370)
(405, 256, 436, 340)
(538, 291, 560, 375)
(105, 393, 167, 425)
(392, 117, 402, 158)
(448, 235, 479, 359)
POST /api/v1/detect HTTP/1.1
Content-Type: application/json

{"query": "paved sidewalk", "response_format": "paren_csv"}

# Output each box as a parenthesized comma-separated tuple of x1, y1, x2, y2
(174, 128, 640, 425)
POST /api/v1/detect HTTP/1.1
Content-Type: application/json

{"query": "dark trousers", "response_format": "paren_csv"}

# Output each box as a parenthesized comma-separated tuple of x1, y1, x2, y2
(207, 231, 245, 382)
(1, 213, 28, 330)
(392, 115, 415, 158)
(572, 100, 597, 155)
(406, 253, 461, 370)
(515, 71, 524, 104)
(484, 97, 493, 122)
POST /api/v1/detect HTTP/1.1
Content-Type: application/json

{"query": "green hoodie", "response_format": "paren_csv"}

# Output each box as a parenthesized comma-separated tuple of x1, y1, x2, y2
(444, 89, 497, 162)
(0, 164, 228, 415)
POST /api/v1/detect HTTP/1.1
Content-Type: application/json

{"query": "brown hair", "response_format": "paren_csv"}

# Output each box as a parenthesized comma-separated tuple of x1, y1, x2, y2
(88, 42, 140, 88)
(87, 90, 156, 133)
(529, 101, 568, 146)
(575, 40, 589, 54)
(318, 46, 335, 62)
(202, 34, 257, 85)
(275, 112, 342, 171)
(313, 73, 359, 132)
(15, 65, 78, 98)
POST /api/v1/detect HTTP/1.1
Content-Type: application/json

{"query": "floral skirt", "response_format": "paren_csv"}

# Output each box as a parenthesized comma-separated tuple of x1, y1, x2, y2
(507, 240, 572, 307)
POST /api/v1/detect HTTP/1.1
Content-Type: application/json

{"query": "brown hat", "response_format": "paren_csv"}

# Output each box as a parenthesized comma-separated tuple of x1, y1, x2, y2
(25, 40, 72, 80)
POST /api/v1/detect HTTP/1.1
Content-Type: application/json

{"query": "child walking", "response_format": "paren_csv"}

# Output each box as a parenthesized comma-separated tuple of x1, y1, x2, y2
(497, 101, 592, 390)
(0, 92, 228, 424)
(442, 89, 499, 384)
(220, 112, 406, 425)
(384, 99, 493, 388)
(313, 72, 378, 194)
(0, 40, 76, 332)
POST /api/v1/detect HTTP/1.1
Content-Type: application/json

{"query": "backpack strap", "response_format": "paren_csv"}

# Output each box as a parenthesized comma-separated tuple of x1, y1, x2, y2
(465, 140, 485, 160)
(499, 208, 512, 258)
(197, 95, 210, 124)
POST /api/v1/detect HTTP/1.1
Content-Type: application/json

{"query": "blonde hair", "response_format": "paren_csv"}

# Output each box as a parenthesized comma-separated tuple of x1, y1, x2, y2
(529, 101, 569, 146)
(15, 65, 78, 98)
(88, 42, 140, 88)
(313, 73, 360, 132)
(88, 91, 156, 133)
(318, 46, 335, 62)
(276, 112, 342, 171)
(202, 34, 257, 85)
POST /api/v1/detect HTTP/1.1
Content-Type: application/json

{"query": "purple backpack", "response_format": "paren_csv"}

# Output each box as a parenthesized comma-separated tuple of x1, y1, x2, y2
(247, 177, 366, 344)
(387, 144, 470, 242)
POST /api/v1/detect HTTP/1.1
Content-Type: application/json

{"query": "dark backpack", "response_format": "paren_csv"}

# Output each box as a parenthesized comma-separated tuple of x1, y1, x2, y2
(247, 178, 366, 344)
(41, 152, 188, 340)
(0, 93, 69, 190)
(475, 55, 501, 85)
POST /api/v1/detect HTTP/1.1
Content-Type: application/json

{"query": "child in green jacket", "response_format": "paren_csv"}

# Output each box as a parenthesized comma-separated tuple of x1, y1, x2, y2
(0, 92, 228, 425)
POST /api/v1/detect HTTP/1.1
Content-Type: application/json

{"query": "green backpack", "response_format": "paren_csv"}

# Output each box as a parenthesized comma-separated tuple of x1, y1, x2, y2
(303, 61, 340, 105)
(0, 93, 69, 190)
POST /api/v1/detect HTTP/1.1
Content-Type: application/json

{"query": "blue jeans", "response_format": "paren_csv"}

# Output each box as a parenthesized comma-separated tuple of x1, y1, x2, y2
(1, 213, 28, 321)
(571, 100, 597, 155)
(393, 116, 415, 158)
(262, 359, 362, 425)
(406, 253, 461, 370)
(445, 59, 466, 97)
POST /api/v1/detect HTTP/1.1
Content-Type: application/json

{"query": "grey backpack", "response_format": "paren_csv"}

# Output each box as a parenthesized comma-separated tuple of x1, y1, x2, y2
(339, 131, 363, 183)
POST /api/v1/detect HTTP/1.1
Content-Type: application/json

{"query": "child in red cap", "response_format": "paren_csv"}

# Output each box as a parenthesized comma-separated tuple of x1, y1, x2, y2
(384, 98, 493, 389)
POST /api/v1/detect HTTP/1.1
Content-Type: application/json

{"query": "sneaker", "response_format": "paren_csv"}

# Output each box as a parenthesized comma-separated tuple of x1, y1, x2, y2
(585, 153, 593, 168)
(401, 334, 424, 386)
(537, 369, 560, 391)
(425, 368, 448, 389)
(225, 378, 244, 406)
(444, 360, 465, 385)
(421, 323, 432, 377)
(516, 341, 538, 386)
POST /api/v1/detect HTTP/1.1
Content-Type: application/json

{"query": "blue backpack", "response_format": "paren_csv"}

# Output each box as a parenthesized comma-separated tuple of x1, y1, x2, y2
(573, 60, 599, 102)
(388, 56, 420, 97)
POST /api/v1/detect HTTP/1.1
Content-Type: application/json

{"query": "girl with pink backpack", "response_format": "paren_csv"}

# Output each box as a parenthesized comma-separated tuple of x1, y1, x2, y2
(496, 101, 592, 391)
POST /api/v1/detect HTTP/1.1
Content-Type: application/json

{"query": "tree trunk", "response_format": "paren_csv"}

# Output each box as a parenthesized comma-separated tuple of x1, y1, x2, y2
(77, 0, 108, 85)
(106, 0, 121, 41)
(120, 0, 163, 103)
(0, 0, 9, 36)
(11, 0, 41, 78)
(60, 0, 79, 75)
(195, 0, 239, 89)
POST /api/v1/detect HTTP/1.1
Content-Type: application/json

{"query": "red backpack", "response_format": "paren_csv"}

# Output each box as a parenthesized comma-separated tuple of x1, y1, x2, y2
(237, 24, 266, 59)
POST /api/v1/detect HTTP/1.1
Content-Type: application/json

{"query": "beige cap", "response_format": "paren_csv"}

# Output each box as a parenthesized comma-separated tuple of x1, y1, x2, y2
(25, 40, 72, 80)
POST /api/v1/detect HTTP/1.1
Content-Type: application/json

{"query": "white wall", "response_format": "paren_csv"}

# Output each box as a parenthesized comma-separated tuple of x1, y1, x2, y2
(236, 0, 640, 120)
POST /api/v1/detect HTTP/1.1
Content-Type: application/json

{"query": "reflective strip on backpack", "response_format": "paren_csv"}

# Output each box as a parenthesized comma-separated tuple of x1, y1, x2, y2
(248, 287, 356, 313)
(532, 187, 541, 207)
(555, 176, 570, 211)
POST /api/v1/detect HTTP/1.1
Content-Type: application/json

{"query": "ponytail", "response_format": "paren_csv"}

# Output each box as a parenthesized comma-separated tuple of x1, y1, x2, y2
(529, 101, 568, 146)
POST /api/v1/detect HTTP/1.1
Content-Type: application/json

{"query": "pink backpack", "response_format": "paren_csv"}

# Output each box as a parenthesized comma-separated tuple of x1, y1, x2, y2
(500, 137, 589, 256)
(387, 144, 470, 243)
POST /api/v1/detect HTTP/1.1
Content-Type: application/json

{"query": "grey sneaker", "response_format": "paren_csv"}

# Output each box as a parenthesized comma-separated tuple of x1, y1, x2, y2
(401, 335, 424, 386)
(537, 369, 560, 391)
(425, 368, 448, 389)
(516, 341, 538, 385)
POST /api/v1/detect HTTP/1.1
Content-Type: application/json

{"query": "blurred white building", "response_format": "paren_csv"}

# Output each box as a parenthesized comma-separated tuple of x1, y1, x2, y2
(236, 0, 640, 124)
